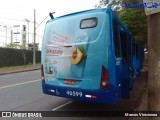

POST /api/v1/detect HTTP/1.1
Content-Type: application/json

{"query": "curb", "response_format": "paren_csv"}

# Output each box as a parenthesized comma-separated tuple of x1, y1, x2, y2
(0, 68, 40, 75)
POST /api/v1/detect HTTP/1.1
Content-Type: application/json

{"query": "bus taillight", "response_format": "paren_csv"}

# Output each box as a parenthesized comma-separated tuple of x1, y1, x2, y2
(100, 65, 109, 89)
(41, 65, 45, 82)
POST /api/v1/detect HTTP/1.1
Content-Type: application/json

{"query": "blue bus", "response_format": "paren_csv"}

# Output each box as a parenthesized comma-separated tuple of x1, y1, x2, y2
(41, 8, 141, 104)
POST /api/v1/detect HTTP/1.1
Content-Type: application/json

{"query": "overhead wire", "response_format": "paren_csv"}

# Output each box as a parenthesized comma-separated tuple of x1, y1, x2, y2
(0, 15, 46, 46)
(0, 34, 22, 42)
(0, 14, 49, 31)
(0, 21, 42, 37)
(0, 17, 24, 22)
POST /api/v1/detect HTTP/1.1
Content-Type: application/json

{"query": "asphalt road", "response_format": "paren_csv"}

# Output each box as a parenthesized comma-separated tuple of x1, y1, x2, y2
(0, 70, 147, 120)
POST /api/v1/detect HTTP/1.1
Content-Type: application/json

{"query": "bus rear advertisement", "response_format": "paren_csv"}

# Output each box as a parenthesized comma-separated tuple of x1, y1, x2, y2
(41, 8, 142, 104)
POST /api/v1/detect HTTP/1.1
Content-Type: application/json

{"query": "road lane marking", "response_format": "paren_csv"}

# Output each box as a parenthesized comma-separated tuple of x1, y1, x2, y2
(52, 101, 72, 111)
(0, 79, 41, 89)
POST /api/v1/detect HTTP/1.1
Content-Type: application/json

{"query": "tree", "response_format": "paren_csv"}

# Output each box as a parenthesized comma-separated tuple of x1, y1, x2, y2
(97, 0, 147, 48)
(6, 43, 26, 49)
(6, 43, 27, 66)
(119, 0, 147, 48)
(6, 43, 18, 49)
(20, 49, 27, 67)
(96, 0, 122, 11)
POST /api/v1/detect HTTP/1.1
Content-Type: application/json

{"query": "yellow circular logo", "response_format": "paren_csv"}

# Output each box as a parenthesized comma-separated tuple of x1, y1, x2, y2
(70, 47, 84, 64)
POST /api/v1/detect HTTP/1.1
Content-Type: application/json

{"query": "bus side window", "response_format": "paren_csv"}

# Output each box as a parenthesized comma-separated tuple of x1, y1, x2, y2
(128, 36, 131, 62)
(113, 19, 120, 57)
(136, 43, 139, 59)
(120, 31, 127, 63)
(132, 40, 136, 57)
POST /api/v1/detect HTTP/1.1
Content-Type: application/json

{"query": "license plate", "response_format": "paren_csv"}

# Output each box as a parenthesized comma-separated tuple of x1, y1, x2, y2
(64, 79, 75, 85)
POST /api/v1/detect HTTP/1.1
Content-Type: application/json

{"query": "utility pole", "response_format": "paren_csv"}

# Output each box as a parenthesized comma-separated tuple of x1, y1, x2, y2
(4, 25, 7, 46)
(25, 19, 30, 45)
(11, 30, 13, 44)
(148, 13, 160, 112)
(33, 9, 36, 68)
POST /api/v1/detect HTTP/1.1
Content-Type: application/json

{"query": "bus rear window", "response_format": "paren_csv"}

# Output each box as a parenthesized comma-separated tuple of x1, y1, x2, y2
(80, 17, 97, 29)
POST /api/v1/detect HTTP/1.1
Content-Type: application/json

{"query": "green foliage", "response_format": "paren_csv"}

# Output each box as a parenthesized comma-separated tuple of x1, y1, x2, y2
(97, 0, 122, 11)
(6, 43, 17, 48)
(96, 0, 147, 46)
(119, 0, 147, 45)
(6, 43, 26, 49)
(0, 48, 41, 67)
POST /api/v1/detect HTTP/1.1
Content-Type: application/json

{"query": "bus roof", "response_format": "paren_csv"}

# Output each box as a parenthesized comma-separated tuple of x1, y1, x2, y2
(46, 7, 133, 36)
(47, 8, 105, 23)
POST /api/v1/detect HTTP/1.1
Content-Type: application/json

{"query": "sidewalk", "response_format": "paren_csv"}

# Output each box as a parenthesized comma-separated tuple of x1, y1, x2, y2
(0, 64, 40, 75)
(129, 65, 148, 120)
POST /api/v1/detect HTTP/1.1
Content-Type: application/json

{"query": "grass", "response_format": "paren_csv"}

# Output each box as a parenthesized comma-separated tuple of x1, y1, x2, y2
(0, 63, 41, 74)
(1, 63, 40, 69)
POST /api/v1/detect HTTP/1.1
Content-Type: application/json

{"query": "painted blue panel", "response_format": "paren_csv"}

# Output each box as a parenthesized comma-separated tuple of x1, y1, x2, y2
(41, 8, 141, 104)
(42, 82, 119, 104)
(42, 11, 110, 90)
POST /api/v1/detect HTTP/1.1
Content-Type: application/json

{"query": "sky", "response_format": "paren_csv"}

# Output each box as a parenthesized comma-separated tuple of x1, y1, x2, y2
(0, 0, 99, 48)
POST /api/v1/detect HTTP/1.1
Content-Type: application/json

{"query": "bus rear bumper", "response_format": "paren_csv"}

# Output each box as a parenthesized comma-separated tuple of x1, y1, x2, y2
(42, 82, 120, 104)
